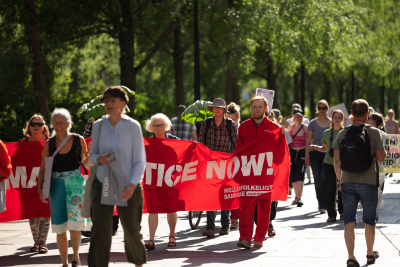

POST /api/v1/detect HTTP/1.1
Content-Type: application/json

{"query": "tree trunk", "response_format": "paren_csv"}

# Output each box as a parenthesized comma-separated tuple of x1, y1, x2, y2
(118, 0, 136, 117)
(173, 23, 186, 107)
(381, 77, 385, 113)
(225, 67, 240, 105)
(394, 91, 399, 118)
(24, 0, 49, 117)
(309, 75, 315, 119)
(323, 75, 331, 103)
(294, 70, 300, 103)
(337, 82, 344, 104)
(301, 62, 305, 110)
(266, 51, 277, 108)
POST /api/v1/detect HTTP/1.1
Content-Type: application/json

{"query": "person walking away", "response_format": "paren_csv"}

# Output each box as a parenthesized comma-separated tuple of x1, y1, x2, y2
(366, 113, 386, 212)
(0, 139, 12, 213)
(169, 105, 198, 141)
(144, 113, 179, 249)
(334, 99, 386, 267)
(287, 109, 308, 207)
(305, 100, 331, 214)
(88, 87, 147, 267)
(225, 102, 241, 229)
(199, 98, 238, 237)
(310, 110, 344, 222)
(236, 96, 287, 249)
(20, 114, 51, 253)
(38, 108, 90, 267)
(385, 109, 399, 134)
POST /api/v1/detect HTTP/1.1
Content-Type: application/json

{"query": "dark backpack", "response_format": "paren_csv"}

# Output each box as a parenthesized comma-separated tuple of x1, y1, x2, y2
(339, 125, 373, 173)
(203, 118, 234, 146)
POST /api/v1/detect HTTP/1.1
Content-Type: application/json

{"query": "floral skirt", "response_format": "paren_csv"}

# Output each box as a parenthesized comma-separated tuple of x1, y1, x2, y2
(49, 169, 91, 234)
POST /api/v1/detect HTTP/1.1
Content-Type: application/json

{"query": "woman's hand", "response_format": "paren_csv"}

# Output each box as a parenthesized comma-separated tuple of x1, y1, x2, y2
(305, 158, 310, 166)
(38, 187, 49, 203)
(122, 183, 136, 201)
(309, 145, 315, 151)
(96, 153, 112, 165)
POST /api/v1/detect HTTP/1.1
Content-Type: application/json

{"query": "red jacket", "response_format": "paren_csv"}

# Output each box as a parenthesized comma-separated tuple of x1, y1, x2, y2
(0, 140, 12, 182)
(237, 116, 281, 149)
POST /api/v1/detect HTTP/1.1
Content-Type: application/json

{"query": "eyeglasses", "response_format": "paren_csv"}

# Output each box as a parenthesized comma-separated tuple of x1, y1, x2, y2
(30, 122, 44, 127)
(153, 124, 165, 129)
(53, 121, 67, 126)
(318, 106, 328, 110)
(227, 109, 237, 114)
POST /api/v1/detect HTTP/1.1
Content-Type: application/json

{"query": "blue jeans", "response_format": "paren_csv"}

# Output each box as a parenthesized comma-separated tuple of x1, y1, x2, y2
(341, 183, 378, 226)
(310, 151, 326, 209)
(206, 210, 230, 229)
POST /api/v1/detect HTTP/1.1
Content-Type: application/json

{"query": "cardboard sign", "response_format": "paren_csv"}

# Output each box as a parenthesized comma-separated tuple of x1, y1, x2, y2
(380, 134, 400, 173)
(256, 88, 274, 114)
(327, 103, 350, 126)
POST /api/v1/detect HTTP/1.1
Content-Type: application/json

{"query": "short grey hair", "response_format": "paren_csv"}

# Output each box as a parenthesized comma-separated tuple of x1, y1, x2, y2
(50, 108, 73, 134)
(145, 113, 172, 133)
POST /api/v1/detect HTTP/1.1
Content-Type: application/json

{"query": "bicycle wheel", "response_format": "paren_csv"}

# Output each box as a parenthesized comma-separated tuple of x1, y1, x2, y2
(189, 211, 203, 229)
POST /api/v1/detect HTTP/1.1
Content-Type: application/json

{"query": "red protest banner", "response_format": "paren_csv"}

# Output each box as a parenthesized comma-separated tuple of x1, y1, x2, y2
(142, 127, 290, 213)
(0, 142, 50, 222)
(0, 129, 289, 222)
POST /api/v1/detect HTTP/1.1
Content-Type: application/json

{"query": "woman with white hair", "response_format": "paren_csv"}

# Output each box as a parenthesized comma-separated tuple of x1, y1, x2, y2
(144, 113, 179, 250)
(38, 108, 90, 267)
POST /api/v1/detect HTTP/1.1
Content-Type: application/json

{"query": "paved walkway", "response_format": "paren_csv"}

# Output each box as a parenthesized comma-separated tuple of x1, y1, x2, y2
(1, 175, 400, 267)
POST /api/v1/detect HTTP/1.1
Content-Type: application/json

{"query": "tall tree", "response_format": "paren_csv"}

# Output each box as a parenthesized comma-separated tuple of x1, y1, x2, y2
(24, 0, 49, 117)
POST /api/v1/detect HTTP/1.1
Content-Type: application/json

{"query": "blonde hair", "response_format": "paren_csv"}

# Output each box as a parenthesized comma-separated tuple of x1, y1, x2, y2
(23, 114, 50, 137)
(145, 113, 172, 133)
(250, 96, 268, 107)
(385, 109, 395, 121)
(225, 102, 241, 121)
(316, 99, 329, 110)
(330, 109, 344, 128)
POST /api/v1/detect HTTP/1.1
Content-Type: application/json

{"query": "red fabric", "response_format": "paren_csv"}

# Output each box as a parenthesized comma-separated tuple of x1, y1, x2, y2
(0, 131, 289, 222)
(237, 116, 281, 149)
(0, 142, 50, 222)
(230, 209, 240, 220)
(239, 197, 271, 242)
(0, 140, 12, 182)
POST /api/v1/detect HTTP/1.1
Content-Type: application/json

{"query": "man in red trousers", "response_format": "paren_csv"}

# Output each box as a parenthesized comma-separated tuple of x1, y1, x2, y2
(236, 96, 286, 249)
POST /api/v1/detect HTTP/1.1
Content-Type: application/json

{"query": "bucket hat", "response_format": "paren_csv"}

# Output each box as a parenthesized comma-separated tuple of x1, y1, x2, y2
(207, 98, 227, 113)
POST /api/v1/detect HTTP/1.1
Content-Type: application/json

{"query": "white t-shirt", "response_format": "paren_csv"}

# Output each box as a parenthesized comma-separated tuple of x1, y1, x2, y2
(287, 117, 309, 126)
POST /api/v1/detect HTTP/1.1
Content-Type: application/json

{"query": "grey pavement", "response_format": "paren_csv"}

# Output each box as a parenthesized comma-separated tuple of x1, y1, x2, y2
(1, 175, 400, 267)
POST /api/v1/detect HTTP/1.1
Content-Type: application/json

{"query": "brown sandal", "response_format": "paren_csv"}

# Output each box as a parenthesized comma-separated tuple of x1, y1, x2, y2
(145, 240, 155, 250)
(268, 223, 276, 237)
(39, 243, 48, 254)
(168, 236, 177, 247)
(29, 244, 39, 253)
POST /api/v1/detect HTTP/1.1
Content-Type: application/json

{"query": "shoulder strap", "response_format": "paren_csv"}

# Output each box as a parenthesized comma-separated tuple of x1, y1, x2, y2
(73, 134, 82, 162)
(292, 125, 304, 140)
(226, 119, 233, 145)
(204, 118, 212, 143)
(49, 137, 56, 155)
(51, 134, 70, 157)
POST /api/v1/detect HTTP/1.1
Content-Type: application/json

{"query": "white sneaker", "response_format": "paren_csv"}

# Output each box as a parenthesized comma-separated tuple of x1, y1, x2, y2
(320, 208, 327, 214)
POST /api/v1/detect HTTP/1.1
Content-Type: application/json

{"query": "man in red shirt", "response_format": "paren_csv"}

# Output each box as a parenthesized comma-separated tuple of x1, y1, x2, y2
(236, 96, 286, 249)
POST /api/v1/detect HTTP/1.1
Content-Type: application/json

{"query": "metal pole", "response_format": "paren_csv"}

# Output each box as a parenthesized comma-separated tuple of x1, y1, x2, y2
(194, 0, 200, 102)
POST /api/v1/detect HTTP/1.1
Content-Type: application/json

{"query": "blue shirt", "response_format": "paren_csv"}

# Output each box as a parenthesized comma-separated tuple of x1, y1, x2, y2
(90, 115, 146, 186)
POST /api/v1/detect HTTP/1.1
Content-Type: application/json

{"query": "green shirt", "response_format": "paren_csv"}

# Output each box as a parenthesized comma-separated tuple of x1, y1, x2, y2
(321, 128, 341, 165)
(334, 123, 384, 186)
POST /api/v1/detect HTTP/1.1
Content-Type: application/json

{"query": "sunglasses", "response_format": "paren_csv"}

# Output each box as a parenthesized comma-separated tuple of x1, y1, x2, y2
(227, 109, 237, 114)
(30, 122, 44, 127)
(318, 106, 328, 110)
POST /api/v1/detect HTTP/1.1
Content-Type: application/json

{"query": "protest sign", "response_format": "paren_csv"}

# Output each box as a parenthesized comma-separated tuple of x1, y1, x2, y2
(327, 103, 351, 126)
(380, 134, 400, 173)
(256, 88, 274, 114)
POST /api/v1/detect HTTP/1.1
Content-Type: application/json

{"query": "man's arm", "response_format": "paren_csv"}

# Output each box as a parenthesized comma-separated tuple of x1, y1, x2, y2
(334, 149, 342, 186)
(191, 130, 198, 142)
(231, 122, 238, 152)
(375, 150, 387, 163)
